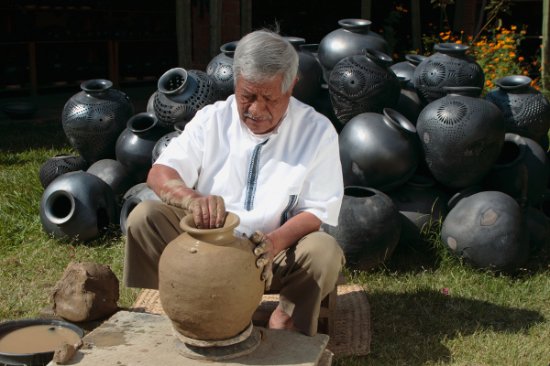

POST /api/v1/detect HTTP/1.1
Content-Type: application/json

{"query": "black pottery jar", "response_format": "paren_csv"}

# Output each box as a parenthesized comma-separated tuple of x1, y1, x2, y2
(38, 154, 88, 189)
(416, 87, 505, 188)
(441, 190, 529, 271)
(119, 183, 160, 235)
(485, 75, 550, 145)
(152, 130, 181, 163)
(391, 54, 426, 124)
(318, 18, 389, 80)
(339, 108, 419, 191)
(206, 41, 238, 101)
(87, 158, 134, 199)
(328, 49, 400, 124)
(115, 112, 169, 183)
(390, 54, 427, 83)
(413, 43, 485, 104)
(39, 171, 118, 242)
(483, 133, 549, 206)
(322, 186, 401, 270)
(285, 37, 323, 106)
(61, 79, 134, 164)
(153, 67, 217, 129)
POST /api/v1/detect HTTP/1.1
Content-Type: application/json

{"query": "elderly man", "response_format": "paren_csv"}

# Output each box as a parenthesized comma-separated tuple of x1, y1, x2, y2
(123, 29, 344, 336)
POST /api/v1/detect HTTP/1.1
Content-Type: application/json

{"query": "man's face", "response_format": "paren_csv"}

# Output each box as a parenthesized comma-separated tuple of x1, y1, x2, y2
(235, 74, 295, 135)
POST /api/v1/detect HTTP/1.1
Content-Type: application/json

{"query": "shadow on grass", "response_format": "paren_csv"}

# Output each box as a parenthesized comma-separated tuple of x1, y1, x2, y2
(339, 288, 545, 365)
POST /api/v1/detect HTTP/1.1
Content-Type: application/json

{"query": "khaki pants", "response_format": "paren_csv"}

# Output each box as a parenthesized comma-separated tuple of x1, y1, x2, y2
(123, 200, 345, 336)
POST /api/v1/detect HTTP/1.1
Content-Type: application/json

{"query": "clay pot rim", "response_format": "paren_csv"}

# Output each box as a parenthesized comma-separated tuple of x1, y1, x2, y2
(434, 42, 469, 54)
(363, 48, 393, 67)
(338, 18, 372, 32)
(443, 86, 482, 97)
(80, 79, 113, 93)
(180, 212, 239, 235)
(383, 108, 417, 134)
(285, 36, 306, 48)
(490, 133, 527, 170)
(158, 67, 188, 95)
(220, 41, 238, 56)
(495, 75, 532, 91)
(126, 112, 158, 133)
(405, 54, 427, 66)
(299, 43, 319, 54)
(44, 189, 76, 225)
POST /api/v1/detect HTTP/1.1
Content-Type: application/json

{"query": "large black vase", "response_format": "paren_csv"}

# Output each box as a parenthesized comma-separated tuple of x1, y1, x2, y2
(483, 133, 549, 206)
(318, 18, 389, 80)
(322, 186, 401, 270)
(485, 75, 550, 145)
(152, 130, 181, 163)
(328, 49, 401, 123)
(339, 108, 419, 191)
(413, 43, 485, 104)
(284, 37, 323, 106)
(206, 41, 238, 101)
(87, 158, 134, 199)
(153, 67, 217, 128)
(115, 112, 169, 183)
(61, 79, 134, 164)
(38, 154, 88, 189)
(416, 87, 505, 188)
(441, 190, 529, 271)
(39, 171, 118, 242)
(390, 54, 426, 82)
(391, 54, 426, 124)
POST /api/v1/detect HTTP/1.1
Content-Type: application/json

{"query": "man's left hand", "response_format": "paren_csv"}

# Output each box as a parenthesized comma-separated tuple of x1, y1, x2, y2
(250, 231, 274, 291)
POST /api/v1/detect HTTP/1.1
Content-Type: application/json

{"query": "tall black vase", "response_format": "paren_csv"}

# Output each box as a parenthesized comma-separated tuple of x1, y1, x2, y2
(61, 79, 134, 164)
(206, 41, 238, 101)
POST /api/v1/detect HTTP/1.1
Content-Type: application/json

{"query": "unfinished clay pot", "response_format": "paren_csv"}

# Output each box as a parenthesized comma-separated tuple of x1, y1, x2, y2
(158, 212, 264, 342)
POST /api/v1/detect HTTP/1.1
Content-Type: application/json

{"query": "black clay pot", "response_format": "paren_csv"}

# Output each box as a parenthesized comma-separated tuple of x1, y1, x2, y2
(328, 49, 401, 123)
(38, 154, 88, 189)
(395, 76, 424, 125)
(153, 68, 217, 128)
(115, 112, 169, 183)
(206, 41, 238, 101)
(483, 133, 549, 206)
(61, 79, 134, 164)
(441, 190, 529, 271)
(339, 108, 420, 191)
(390, 54, 427, 82)
(389, 174, 449, 231)
(152, 130, 181, 163)
(416, 87, 505, 188)
(119, 183, 160, 235)
(413, 43, 485, 104)
(322, 186, 401, 270)
(39, 171, 118, 242)
(284, 37, 323, 106)
(485, 75, 550, 145)
(87, 158, 135, 199)
(318, 18, 389, 80)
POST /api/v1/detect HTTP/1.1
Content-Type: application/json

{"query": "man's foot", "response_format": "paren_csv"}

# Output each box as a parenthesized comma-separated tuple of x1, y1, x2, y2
(268, 304, 298, 331)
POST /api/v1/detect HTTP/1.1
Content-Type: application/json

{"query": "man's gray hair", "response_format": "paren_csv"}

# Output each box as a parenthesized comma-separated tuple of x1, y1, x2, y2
(233, 30, 299, 93)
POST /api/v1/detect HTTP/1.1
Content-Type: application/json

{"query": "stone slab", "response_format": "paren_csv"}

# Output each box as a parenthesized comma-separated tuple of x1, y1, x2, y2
(48, 311, 330, 366)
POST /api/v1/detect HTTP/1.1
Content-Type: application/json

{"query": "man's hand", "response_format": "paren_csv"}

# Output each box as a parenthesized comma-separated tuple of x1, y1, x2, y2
(250, 231, 274, 291)
(158, 179, 226, 229)
(182, 195, 226, 229)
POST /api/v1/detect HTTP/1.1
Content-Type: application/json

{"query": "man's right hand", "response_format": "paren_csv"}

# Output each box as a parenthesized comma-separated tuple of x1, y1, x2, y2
(183, 194, 226, 229)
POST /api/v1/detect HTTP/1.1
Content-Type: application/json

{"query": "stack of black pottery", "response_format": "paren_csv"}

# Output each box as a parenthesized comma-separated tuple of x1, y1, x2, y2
(38, 19, 550, 276)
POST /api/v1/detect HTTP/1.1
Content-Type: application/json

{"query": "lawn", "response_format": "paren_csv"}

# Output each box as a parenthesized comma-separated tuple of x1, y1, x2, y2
(1, 116, 549, 365)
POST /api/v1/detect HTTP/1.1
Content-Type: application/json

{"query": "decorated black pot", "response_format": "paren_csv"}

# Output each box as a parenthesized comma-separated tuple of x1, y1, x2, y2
(413, 43, 485, 104)
(318, 18, 389, 80)
(153, 67, 217, 128)
(322, 186, 402, 270)
(206, 41, 238, 101)
(483, 133, 549, 206)
(485, 75, 550, 145)
(38, 154, 88, 189)
(441, 190, 529, 271)
(152, 130, 181, 163)
(61, 79, 134, 164)
(87, 158, 134, 199)
(328, 49, 401, 123)
(416, 87, 505, 188)
(339, 108, 419, 191)
(115, 112, 169, 183)
(39, 171, 118, 242)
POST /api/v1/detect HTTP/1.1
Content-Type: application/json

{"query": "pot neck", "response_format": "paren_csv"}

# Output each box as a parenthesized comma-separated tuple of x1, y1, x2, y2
(80, 79, 113, 96)
(382, 108, 417, 135)
(179, 212, 240, 245)
(434, 42, 469, 56)
(127, 112, 158, 134)
(220, 41, 238, 57)
(495, 75, 532, 92)
(339, 18, 372, 34)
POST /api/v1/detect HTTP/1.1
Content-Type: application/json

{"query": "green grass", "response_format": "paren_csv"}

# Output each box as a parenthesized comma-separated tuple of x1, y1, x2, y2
(1, 118, 550, 365)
